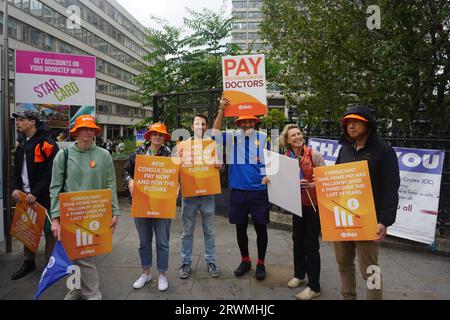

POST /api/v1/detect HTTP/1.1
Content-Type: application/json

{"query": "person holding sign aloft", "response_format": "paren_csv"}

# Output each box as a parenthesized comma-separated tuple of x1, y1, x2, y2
(262, 124, 326, 300)
(213, 96, 270, 281)
(50, 115, 120, 300)
(123, 123, 173, 292)
(333, 106, 400, 300)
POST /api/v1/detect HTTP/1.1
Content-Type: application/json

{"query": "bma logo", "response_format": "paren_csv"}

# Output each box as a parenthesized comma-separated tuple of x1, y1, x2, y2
(67, 5, 81, 30)
(367, 5, 381, 30)
(367, 265, 381, 290)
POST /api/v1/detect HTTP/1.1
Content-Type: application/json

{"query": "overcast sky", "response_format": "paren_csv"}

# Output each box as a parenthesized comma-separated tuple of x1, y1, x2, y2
(116, 0, 232, 29)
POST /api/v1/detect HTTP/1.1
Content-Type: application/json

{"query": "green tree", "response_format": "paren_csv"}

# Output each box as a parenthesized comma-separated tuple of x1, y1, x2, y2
(134, 7, 241, 129)
(261, 109, 287, 129)
(260, 0, 450, 130)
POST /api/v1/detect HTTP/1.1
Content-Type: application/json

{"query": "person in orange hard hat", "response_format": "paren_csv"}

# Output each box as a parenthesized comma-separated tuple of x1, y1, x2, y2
(334, 106, 400, 300)
(123, 122, 173, 292)
(50, 114, 120, 300)
(212, 97, 270, 281)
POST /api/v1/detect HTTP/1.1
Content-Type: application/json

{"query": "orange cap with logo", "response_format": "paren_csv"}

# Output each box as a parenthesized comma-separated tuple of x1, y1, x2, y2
(144, 122, 171, 142)
(69, 115, 102, 136)
(342, 114, 369, 124)
(235, 115, 261, 126)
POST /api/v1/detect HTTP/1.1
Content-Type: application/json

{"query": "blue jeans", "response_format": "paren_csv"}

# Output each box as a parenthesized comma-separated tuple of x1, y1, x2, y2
(181, 195, 216, 265)
(134, 218, 171, 273)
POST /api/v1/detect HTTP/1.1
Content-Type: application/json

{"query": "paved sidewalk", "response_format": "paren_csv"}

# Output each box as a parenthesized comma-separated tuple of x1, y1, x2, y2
(1, 198, 449, 300)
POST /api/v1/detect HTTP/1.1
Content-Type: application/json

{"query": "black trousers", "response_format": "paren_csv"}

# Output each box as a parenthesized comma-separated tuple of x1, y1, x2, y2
(292, 205, 321, 292)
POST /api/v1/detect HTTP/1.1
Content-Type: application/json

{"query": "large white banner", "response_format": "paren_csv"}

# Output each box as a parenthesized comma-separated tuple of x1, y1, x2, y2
(308, 138, 445, 244)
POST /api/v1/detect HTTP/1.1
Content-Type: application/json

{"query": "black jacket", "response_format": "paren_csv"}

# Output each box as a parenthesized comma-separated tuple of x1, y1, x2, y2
(12, 125, 59, 210)
(336, 106, 400, 227)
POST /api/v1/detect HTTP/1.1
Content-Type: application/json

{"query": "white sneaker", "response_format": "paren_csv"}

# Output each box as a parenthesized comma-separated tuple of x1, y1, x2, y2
(288, 277, 307, 288)
(85, 292, 102, 300)
(158, 274, 168, 292)
(64, 289, 83, 300)
(296, 287, 321, 300)
(133, 273, 152, 289)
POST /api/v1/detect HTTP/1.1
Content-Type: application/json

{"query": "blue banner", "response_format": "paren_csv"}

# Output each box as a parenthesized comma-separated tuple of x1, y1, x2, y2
(35, 241, 73, 300)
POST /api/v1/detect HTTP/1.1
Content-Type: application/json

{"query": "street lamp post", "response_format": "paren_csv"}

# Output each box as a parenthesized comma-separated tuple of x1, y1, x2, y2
(2, 0, 12, 252)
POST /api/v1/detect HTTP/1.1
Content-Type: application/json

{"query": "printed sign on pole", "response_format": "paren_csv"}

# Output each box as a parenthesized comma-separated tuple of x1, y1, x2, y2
(314, 161, 378, 241)
(10, 191, 47, 253)
(59, 189, 113, 260)
(15, 50, 96, 142)
(222, 54, 267, 117)
(131, 155, 180, 219)
(178, 139, 221, 198)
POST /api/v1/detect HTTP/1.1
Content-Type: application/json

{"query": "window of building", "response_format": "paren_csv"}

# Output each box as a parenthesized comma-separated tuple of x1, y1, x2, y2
(247, 11, 263, 18)
(248, 22, 260, 29)
(232, 1, 247, 9)
(248, 1, 263, 8)
(247, 32, 260, 40)
(232, 32, 247, 40)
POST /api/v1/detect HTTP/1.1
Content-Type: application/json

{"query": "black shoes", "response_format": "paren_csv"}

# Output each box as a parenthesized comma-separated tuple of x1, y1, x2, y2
(255, 264, 266, 281)
(11, 260, 36, 281)
(234, 261, 252, 277)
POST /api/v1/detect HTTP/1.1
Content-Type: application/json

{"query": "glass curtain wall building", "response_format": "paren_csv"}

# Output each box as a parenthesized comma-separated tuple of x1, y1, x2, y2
(1, 0, 154, 139)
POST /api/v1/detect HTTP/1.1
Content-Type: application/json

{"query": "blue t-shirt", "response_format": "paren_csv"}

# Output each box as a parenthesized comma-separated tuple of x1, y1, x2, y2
(213, 130, 269, 191)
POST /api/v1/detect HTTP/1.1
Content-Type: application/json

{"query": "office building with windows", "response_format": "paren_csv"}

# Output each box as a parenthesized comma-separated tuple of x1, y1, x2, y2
(1, 0, 153, 139)
(231, 0, 265, 52)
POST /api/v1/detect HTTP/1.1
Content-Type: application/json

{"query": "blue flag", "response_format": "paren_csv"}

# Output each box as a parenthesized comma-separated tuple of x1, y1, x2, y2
(35, 241, 73, 300)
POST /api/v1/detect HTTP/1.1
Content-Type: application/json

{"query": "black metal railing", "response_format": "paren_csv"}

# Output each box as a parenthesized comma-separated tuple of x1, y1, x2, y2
(153, 91, 449, 236)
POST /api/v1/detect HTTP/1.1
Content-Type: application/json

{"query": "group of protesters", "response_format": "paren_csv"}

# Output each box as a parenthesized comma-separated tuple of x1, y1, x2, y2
(10, 95, 400, 300)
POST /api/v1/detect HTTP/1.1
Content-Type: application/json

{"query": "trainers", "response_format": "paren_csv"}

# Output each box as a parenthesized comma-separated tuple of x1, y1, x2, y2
(234, 261, 251, 277)
(158, 274, 169, 291)
(179, 263, 191, 279)
(133, 273, 152, 289)
(255, 264, 266, 281)
(288, 277, 307, 288)
(84, 292, 102, 300)
(64, 289, 83, 300)
(207, 263, 221, 278)
(296, 287, 321, 300)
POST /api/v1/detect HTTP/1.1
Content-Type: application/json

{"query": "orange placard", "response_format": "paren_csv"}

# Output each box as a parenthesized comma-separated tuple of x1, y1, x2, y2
(177, 140, 221, 198)
(10, 191, 47, 254)
(60, 189, 112, 260)
(222, 54, 268, 117)
(314, 161, 378, 241)
(131, 155, 180, 219)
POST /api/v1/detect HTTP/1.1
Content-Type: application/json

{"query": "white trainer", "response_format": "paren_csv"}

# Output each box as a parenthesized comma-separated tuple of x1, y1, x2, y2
(158, 274, 169, 292)
(296, 287, 321, 300)
(133, 273, 152, 289)
(288, 277, 307, 288)
(64, 289, 83, 300)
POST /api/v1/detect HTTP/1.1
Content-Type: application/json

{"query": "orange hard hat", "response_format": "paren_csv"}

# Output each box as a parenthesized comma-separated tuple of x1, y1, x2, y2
(342, 114, 369, 124)
(235, 115, 261, 126)
(144, 122, 171, 142)
(69, 115, 102, 136)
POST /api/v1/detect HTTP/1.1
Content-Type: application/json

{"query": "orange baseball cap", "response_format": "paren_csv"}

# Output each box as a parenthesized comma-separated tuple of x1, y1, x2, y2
(144, 122, 171, 142)
(69, 115, 102, 136)
(342, 114, 369, 124)
(235, 115, 261, 126)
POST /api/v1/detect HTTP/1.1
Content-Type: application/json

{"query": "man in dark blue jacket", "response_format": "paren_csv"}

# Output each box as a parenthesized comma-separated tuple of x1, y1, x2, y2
(11, 111, 58, 280)
(334, 106, 400, 300)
